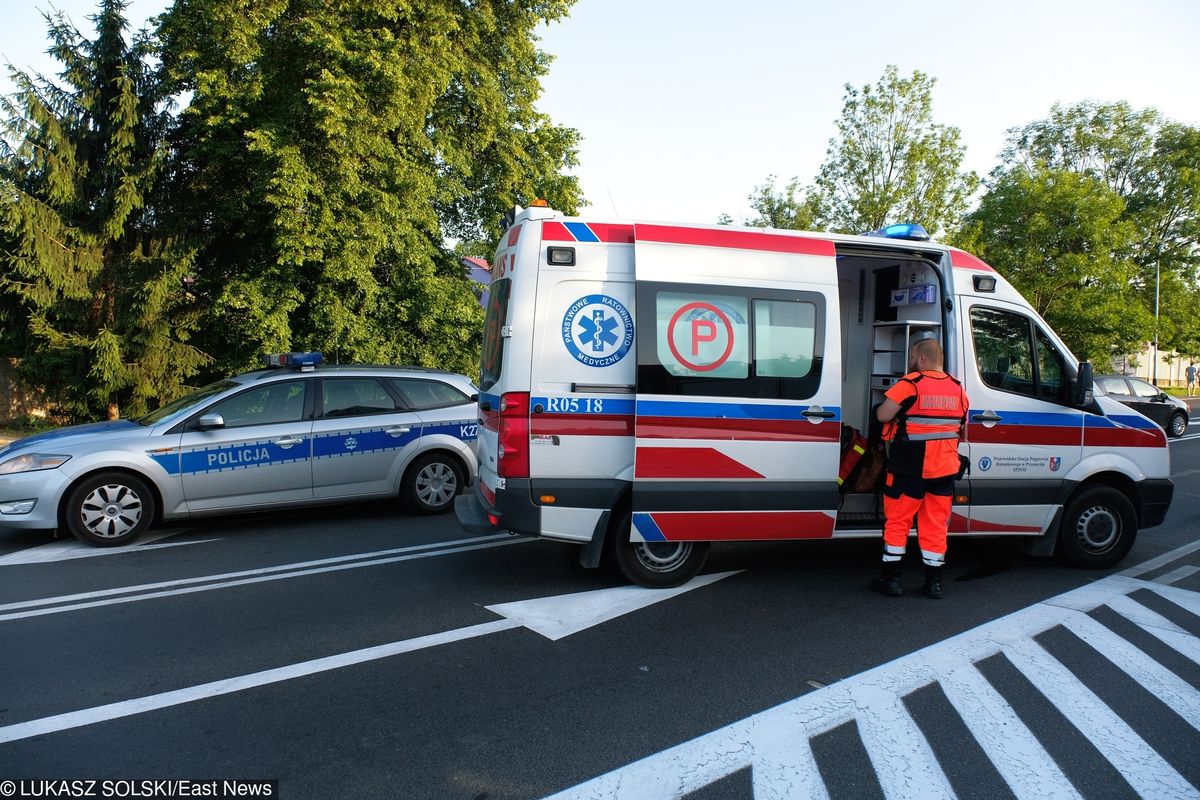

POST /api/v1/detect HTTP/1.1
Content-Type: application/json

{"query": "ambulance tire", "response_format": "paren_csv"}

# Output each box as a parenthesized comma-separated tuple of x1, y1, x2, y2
(64, 471, 157, 547)
(608, 509, 710, 588)
(1057, 486, 1137, 569)
(402, 452, 464, 514)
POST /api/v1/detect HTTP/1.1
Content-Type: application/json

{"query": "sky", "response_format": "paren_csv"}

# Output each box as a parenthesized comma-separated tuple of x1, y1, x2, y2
(3, 0, 1199, 226)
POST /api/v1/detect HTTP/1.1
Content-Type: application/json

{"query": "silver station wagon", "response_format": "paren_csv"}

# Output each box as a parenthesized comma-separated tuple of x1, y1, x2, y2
(0, 353, 479, 545)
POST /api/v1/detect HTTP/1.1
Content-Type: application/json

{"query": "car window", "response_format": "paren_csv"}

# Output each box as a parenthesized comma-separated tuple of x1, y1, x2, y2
(1130, 379, 1160, 398)
(321, 378, 398, 418)
(1097, 377, 1131, 396)
(205, 380, 307, 428)
(1034, 327, 1066, 403)
(139, 380, 239, 426)
(388, 378, 470, 410)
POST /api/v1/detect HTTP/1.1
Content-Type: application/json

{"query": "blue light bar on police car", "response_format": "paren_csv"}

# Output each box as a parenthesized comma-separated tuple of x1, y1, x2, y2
(265, 352, 324, 369)
(865, 223, 931, 242)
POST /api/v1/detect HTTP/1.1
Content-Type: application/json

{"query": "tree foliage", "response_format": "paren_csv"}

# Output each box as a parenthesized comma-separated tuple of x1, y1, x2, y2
(745, 66, 977, 237)
(157, 0, 582, 377)
(995, 101, 1200, 357)
(0, 0, 207, 420)
(961, 167, 1150, 364)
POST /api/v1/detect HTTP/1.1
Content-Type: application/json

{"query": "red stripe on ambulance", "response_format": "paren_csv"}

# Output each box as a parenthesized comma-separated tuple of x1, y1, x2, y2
(635, 447, 764, 479)
(634, 224, 836, 257)
(532, 413, 635, 437)
(637, 416, 839, 442)
(646, 510, 836, 540)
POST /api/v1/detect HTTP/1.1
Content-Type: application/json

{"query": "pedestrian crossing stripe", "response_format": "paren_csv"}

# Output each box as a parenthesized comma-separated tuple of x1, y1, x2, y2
(547, 570, 1200, 800)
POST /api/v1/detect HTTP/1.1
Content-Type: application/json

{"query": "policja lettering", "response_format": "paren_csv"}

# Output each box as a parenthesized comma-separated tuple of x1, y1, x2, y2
(207, 447, 272, 468)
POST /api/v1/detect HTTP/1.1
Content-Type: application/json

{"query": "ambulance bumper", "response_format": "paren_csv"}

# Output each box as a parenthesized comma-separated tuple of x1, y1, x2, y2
(454, 480, 540, 537)
(1139, 478, 1173, 529)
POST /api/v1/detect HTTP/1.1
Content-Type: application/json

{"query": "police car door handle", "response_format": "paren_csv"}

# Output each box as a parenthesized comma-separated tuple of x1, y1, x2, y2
(385, 427, 411, 437)
(801, 407, 836, 418)
(971, 412, 1002, 423)
(274, 436, 304, 448)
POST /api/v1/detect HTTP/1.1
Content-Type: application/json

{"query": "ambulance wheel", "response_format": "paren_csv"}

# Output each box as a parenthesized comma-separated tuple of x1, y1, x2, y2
(1168, 412, 1187, 438)
(64, 471, 157, 547)
(608, 509, 710, 588)
(1057, 486, 1137, 569)
(403, 452, 464, 514)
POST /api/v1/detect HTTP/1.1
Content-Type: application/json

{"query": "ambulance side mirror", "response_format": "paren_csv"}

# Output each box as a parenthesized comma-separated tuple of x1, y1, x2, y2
(1073, 362, 1094, 407)
(197, 413, 225, 431)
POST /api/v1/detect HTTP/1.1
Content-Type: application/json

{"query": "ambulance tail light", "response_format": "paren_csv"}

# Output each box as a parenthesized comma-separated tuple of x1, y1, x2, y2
(497, 392, 530, 478)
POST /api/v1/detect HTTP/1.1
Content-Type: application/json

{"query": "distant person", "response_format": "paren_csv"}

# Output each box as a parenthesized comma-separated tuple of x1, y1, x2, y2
(1187, 362, 1197, 397)
(871, 339, 969, 599)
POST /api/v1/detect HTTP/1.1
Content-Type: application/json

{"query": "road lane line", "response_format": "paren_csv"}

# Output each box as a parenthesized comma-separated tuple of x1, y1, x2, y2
(0, 618, 522, 744)
(1120, 540, 1200, 578)
(0, 532, 213, 567)
(0, 539, 529, 622)
(0, 534, 515, 612)
(1156, 566, 1200, 585)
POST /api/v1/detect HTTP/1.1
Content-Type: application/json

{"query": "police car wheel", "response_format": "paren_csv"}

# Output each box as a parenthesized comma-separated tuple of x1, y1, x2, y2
(64, 472, 157, 547)
(609, 509, 710, 588)
(1169, 412, 1187, 438)
(1057, 486, 1137, 569)
(403, 453, 464, 514)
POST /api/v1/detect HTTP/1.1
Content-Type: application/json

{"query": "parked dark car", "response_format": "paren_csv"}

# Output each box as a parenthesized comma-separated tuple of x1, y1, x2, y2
(1095, 374, 1189, 438)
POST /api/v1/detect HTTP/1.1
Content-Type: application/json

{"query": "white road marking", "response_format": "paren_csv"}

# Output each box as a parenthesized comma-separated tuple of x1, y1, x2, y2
(0, 572, 735, 744)
(0, 534, 515, 613)
(1156, 565, 1200, 585)
(0, 538, 527, 622)
(1121, 540, 1200, 577)
(549, 540, 1200, 800)
(0, 531, 215, 566)
(1168, 433, 1200, 443)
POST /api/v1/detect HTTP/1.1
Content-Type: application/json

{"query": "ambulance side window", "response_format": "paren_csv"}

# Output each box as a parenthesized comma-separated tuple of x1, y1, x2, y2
(971, 307, 1070, 404)
(638, 283, 824, 400)
(480, 278, 511, 392)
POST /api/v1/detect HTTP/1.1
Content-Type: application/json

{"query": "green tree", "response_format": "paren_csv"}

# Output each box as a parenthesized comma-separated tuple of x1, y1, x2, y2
(0, 0, 207, 421)
(745, 175, 823, 230)
(158, 0, 582, 377)
(814, 66, 978, 235)
(996, 101, 1200, 356)
(964, 166, 1150, 364)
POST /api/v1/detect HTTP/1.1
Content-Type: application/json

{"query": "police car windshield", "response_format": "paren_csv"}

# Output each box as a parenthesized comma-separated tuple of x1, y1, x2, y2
(136, 380, 239, 426)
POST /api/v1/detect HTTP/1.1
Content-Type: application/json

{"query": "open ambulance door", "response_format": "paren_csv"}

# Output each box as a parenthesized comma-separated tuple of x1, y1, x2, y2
(622, 224, 844, 587)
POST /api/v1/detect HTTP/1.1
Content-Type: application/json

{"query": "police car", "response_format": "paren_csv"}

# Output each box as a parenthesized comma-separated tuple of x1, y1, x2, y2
(0, 353, 479, 546)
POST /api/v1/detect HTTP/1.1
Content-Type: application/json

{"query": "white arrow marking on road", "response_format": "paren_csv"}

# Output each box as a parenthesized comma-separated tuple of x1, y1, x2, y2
(0, 571, 738, 744)
(0, 531, 215, 566)
(486, 571, 738, 640)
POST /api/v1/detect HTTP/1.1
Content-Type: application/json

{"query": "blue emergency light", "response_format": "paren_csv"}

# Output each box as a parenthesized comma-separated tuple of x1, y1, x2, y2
(265, 351, 324, 370)
(865, 223, 931, 242)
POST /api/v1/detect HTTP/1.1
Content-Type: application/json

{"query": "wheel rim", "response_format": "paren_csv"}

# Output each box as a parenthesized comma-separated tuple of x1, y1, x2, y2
(633, 541, 693, 574)
(1074, 504, 1120, 553)
(80, 484, 143, 539)
(1171, 414, 1187, 437)
(415, 462, 457, 508)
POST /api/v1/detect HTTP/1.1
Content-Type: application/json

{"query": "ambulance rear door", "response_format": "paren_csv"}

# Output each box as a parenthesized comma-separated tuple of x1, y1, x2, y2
(630, 224, 843, 543)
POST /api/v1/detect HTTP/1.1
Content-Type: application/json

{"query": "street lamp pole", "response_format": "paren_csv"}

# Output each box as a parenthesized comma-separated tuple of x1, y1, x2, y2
(1153, 261, 1161, 386)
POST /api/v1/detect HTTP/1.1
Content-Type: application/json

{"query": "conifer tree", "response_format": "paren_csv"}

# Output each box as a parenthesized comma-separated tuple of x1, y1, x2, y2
(0, 0, 207, 421)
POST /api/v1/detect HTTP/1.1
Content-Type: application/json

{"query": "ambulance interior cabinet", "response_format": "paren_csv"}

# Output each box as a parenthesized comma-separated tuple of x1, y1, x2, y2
(870, 320, 940, 396)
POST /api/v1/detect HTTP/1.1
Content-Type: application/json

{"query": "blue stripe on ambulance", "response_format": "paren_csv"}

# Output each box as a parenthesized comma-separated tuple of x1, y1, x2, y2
(967, 409, 1082, 427)
(531, 396, 635, 415)
(632, 512, 667, 542)
(563, 222, 599, 243)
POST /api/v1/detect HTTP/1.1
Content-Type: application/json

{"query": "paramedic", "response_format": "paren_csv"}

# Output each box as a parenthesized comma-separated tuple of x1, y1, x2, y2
(870, 338, 968, 599)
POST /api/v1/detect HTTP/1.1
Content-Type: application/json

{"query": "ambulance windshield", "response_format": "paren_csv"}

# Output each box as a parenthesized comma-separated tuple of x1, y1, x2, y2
(480, 278, 511, 392)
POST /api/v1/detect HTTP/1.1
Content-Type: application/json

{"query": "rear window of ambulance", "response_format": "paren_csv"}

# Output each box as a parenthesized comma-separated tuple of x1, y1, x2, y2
(480, 278, 511, 392)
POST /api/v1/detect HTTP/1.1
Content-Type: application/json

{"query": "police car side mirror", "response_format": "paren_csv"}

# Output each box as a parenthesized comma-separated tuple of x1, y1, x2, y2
(197, 413, 225, 431)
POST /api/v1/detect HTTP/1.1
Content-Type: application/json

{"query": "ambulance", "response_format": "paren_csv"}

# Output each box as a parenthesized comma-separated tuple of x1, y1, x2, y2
(455, 203, 1174, 587)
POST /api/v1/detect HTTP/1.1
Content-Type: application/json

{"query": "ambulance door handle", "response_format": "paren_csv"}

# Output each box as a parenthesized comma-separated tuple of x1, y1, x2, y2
(801, 408, 836, 419)
(386, 427, 411, 437)
(971, 412, 1002, 423)
(274, 436, 304, 448)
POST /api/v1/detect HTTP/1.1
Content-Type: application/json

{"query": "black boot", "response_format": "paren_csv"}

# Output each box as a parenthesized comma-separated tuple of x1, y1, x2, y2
(922, 565, 944, 599)
(869, 561, 903, 596)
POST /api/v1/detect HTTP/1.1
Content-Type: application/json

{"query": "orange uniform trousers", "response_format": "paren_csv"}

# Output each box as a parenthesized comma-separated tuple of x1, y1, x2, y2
(882, 471, 954, 568)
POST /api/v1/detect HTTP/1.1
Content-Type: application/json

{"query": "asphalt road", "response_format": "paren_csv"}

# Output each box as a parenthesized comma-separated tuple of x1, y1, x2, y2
(2, 431, 1199, 799)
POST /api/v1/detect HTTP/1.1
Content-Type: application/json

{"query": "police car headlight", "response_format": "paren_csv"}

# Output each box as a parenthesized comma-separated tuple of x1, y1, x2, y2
(0, 453, 72, 475)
